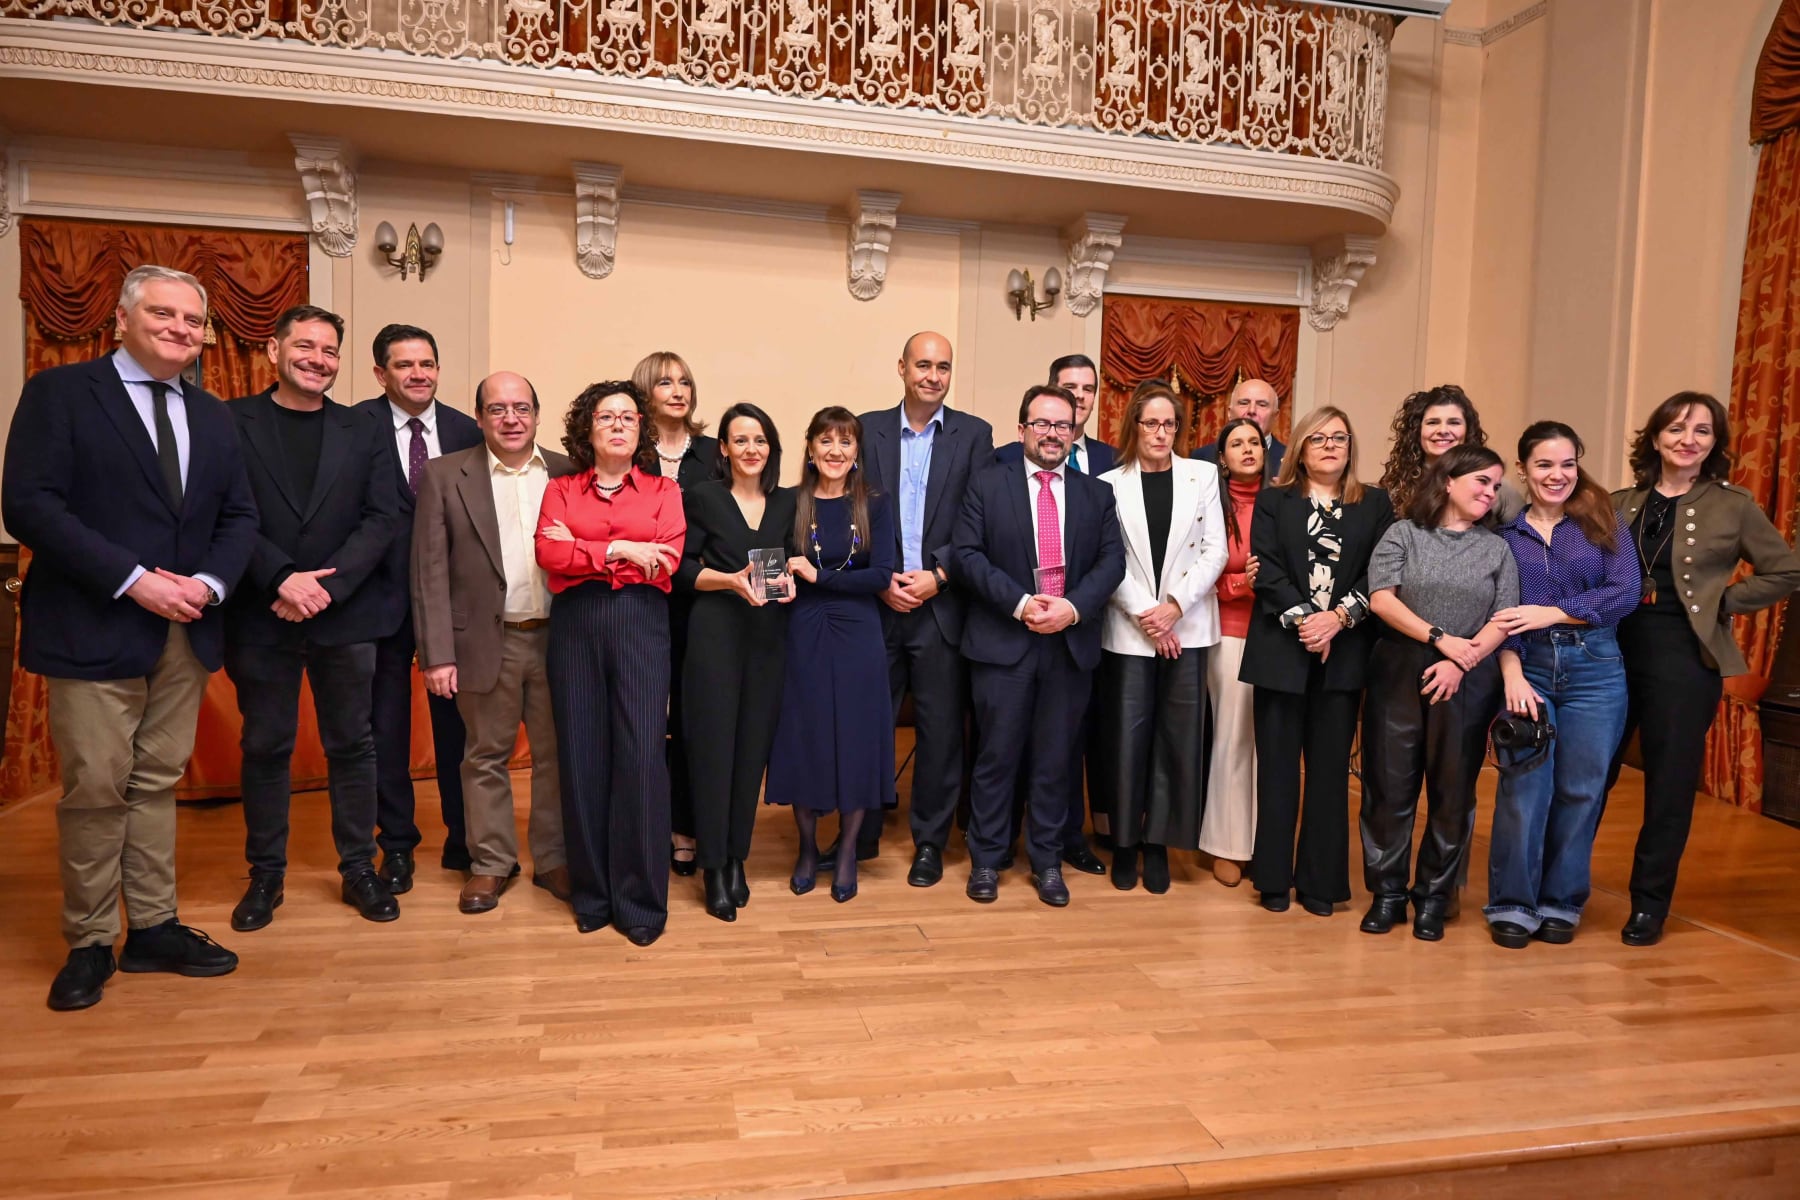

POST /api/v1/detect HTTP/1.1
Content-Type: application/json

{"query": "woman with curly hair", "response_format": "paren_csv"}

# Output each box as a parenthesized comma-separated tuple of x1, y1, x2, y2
(1378, 385, 1522, 524)
(536, 380, 686, 945)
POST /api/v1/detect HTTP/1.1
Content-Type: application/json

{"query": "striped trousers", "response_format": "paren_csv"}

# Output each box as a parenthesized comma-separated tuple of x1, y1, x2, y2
(547, 582, 672, 933)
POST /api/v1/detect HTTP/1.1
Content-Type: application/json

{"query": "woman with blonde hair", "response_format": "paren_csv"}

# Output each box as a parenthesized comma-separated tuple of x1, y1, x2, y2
(1241, 405, 1393, 915)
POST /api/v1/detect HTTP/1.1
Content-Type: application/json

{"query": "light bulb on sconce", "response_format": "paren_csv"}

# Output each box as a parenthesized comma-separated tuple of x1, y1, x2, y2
(1008, 266, 1062, 321)
(374, 220, 445, 281)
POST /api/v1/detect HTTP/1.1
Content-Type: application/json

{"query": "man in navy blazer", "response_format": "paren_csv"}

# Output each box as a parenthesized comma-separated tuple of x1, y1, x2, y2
(352, 324, 482, 890)
(954, 385, 1125, 907)
(1191, 378, 1287, 478)
(3, 265, 258, 1011)
(994, 353, 1116, 478)
(849, 332, 995, 882)
(223, 305, 405, 932)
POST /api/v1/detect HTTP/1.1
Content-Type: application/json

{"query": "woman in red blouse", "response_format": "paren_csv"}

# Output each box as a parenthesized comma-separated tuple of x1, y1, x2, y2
(1199, 417, 1263, 887)
(537, 380, 686, 945)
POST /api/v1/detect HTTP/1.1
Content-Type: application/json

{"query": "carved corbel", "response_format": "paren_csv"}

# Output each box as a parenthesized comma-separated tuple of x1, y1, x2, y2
(1062, 213, 1127, 317)
(1308, 234, 1379, 331)
(847, 190, 901, 301)
(573, 162, 623, 280)
(287, 134, 357, 258)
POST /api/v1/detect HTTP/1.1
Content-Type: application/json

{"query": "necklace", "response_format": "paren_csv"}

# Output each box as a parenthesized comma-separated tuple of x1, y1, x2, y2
(808, 513, 862, 571)
(657, 433, 690, 472)
(595, 475, 627, 496)
(1633, 491, 1679, 605)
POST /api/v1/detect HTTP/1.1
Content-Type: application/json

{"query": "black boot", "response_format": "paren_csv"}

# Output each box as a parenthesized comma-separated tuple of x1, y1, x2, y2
(1360, 894, 1408, 934)
(703, 868, 737, 922)
(1141, 844, 1170, 894)
(724, 858, 750, 908)
(1111, 845, 1139, 891)
(1412, 897, 1447, 942)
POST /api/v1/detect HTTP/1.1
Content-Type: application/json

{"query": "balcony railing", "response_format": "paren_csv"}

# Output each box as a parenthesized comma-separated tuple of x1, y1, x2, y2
(6, 0, 1394, 169)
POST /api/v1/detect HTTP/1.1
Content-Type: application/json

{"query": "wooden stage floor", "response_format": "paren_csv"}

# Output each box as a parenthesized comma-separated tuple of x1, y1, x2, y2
(2, 749, 1799, 1199)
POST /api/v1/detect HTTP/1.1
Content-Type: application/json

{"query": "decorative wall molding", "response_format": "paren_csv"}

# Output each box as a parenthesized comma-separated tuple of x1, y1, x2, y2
(1443, 1, 1547, 49)
(0, 27, 1400, 229)
(0, 145, 12, 239)
(287, 133, 357, 257)
(1307, 233, 1379, 331)
(5, 135, 309, 232)
(846, 190, 901, 302)
(1063, 213, 1127, 318)
(572, 161, 622, 280)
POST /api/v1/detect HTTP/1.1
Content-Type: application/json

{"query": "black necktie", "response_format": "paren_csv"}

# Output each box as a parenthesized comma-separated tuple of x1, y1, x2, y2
(146, 381, 183, 507)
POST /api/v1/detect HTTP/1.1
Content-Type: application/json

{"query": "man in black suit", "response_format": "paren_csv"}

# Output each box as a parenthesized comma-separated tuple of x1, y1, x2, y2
(223, 305, 405, 930)
(1192, 378, 1287, 478)
(352, 324, 482, 890)
(4, 265, 259, 1011)
(852, 332, 994, 885)
(954, 385, 1125, 906)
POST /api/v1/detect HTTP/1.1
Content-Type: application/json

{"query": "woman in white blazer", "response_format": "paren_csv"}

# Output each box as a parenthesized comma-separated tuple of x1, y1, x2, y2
(1093, 382, 1229, 893)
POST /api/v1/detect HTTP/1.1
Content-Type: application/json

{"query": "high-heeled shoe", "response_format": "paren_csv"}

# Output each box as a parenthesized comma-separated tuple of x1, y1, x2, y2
(670, 844, 697, 877)
(724, 858, 750, 908)
(703, 868, 737, 923)
(831, 880, 857, 903)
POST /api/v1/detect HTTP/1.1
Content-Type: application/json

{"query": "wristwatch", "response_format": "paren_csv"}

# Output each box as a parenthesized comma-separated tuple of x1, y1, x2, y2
(1427, 626, 1445, 645)
(933, 565, 949, 588)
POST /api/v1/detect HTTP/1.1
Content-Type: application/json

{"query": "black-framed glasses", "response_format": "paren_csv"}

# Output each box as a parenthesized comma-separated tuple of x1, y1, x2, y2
(1024, 419, 1075, 435)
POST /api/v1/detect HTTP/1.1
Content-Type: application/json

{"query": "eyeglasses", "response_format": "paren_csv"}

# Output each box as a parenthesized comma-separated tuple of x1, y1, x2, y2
(1136, 419, 1179, 433)
(1024, 420, 1075, 435)
(593, 412, 641, 428)
(483, 403, 534, 419)
(1305, 432, 1351, 448)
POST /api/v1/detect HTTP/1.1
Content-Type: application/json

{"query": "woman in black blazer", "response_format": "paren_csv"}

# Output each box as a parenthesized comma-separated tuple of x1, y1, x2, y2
(1241, 405, 1393, 915)
(632, 351, 725, 879)
(676, 404, 798, 922)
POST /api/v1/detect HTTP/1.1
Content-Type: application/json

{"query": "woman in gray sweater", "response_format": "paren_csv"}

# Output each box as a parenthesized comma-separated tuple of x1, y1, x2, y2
(1361, 445, 1519, 941)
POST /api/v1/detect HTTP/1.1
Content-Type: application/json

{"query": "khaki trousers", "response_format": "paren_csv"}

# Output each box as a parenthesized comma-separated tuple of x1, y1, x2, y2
(456, 626, 564, 877)
(48, 624, 209, 947)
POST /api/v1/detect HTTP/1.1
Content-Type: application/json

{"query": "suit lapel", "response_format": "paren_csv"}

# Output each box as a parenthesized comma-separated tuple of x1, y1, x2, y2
(1006, 460, 1038, 571)
(1114, 468, 1151, 582)
(921, 410, 953, 534)
(872, 408, 900, 499)
(240, 393, 303, 517)
(1165, 463, 1198, 572)
(92, 363, 179, 515)
(302, 399, 353, 525)
(455, 451, 506, 579)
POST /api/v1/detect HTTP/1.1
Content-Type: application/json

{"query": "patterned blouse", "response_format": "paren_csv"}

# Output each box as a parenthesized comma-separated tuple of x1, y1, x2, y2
(1278, 495, 1371, 629)
(1495, 507, 1639, 652)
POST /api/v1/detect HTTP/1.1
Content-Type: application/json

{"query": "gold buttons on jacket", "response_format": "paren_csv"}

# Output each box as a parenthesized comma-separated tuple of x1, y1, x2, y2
(1687, 538, 1696, 545)
(1691, 605, 1700, 612)
(1687, 508, 1696, 516)
(1684, 556, 1693, 563)
(1686, 523, 1696, 531)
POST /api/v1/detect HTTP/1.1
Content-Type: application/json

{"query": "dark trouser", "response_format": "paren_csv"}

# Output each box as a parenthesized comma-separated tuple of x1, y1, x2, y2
(1607, 611, 1724, 918)
(682, 600, 786, 870)
(1092, 648, 1207, 850)
(967, 637, 1091, 873)
(1360, 638, 1500, 904)
(890, 605, 967, 856)
(1251, 675, 1359, 902)
(548, 582, 672, 932)
(226, 638, 379, 879)
(371, 613, 467, 858)
(1007, 670, 1100, 856)
(668, 591, 696, 842)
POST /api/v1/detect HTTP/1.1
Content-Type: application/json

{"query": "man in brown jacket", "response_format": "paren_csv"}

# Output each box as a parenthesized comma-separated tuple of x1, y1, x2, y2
(411, 372, 574, 913)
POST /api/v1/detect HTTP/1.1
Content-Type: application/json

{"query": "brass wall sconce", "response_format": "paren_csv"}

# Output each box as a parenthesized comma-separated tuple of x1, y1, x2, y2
(1007, 267, 1062, 321)
(374, 221, 445, 281)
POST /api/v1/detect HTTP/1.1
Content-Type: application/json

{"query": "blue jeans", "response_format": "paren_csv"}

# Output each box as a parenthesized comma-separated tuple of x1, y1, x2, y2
(1485, 627, 1628, 933)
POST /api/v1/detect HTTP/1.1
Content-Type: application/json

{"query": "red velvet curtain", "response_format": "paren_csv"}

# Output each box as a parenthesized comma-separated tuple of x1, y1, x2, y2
(1098, 294, 1299, 452)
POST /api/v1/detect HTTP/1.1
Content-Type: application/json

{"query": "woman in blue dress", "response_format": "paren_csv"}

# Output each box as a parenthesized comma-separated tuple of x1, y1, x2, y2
(766, 406, 896, 903)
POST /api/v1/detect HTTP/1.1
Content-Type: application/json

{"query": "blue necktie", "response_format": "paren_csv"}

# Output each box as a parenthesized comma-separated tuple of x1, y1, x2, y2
(1069, 443, 1083, 474)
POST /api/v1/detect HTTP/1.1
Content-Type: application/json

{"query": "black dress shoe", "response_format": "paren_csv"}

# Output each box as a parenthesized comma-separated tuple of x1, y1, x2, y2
(1411, 900, 1447, 942)
(1621, 911, 1665, 947)
(670, 845, 698, 877)
(1141, 846, 1170, 894)
(1360, 895, 1408, 934)
(574, 913, 609, 934)
(1298, 893, 1334, 917)
(1490, 920, 1532, 949)
(1259, 890, 1291, 912)
(47, 945, 115, 1012)
(1063, 844, 1107, 876)
(1031, 866, 1071, 907)
(623, 925, 662, 947)
(231, 872, 283, 932)
(1533, 917, 1575, 944)
(342, 871, 400, 922)
(966, 866, 1000, 903)
(120, 919, 238, 977)
(1111, 846, 1139, 891)
(724, 858, 750, 908)
(907, 844, 944, 888)
(703, 868, 737, 923)
(378, 849, 415, 896)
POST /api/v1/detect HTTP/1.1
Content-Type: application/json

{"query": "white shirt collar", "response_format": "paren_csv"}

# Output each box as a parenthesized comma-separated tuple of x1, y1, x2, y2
(112, 347, 184, 392)
(1025, 457, 1069, 483)
(488, 446, 548, 475)
(390, 399, 436, 432)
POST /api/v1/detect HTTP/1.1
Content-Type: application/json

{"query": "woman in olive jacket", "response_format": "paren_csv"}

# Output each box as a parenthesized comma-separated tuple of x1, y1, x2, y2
(1606, 391, 1800, 947)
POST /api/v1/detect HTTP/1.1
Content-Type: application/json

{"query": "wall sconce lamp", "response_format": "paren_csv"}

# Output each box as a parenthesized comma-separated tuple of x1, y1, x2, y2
(1007, 267, 1062, 321)
(374, 220, 444, 281)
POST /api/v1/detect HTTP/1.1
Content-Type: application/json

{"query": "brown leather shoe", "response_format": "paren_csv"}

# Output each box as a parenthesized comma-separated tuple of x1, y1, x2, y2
(532, 866, 572, 902)
(459, 875, 505, 914)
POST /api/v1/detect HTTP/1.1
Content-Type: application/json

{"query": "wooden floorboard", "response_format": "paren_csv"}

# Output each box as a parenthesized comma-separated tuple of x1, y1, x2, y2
(2, 743, 1799, 1198)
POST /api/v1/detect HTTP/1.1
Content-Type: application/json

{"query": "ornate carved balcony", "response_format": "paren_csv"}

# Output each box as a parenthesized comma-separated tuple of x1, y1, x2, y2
(0, 0, 1400, 228)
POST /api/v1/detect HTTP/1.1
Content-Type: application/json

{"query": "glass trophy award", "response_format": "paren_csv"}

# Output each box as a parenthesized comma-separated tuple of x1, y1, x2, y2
(747, 547, 790, 600)
(1032, 563, 1066, 597)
